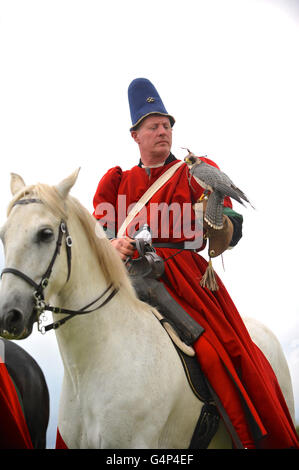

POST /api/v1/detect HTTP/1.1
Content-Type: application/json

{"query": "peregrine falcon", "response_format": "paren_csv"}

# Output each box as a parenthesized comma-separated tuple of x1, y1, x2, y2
(185, 151, 253, 230)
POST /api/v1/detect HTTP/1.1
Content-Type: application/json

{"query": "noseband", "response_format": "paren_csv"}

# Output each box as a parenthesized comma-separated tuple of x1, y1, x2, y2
(1, 198, 118, 333)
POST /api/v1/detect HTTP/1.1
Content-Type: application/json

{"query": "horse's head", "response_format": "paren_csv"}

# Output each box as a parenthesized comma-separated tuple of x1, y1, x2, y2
(0, 170, 80, 339)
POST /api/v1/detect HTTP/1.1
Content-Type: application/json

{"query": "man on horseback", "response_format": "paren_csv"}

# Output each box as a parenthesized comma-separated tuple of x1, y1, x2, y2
(93, 78, 299, 449)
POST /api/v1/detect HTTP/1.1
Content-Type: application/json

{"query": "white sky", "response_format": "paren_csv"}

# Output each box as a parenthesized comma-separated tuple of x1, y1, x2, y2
(0, 0, 298, 447)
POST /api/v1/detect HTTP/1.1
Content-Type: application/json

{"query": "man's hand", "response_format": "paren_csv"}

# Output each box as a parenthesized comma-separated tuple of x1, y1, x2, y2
(111, 237, 135, 260)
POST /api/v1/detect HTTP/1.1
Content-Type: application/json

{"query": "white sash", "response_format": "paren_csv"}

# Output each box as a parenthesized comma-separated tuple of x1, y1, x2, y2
(117, 160, 185, 238)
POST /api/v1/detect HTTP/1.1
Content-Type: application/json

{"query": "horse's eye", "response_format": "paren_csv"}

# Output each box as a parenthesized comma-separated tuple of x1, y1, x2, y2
(37, 228, 54, 243)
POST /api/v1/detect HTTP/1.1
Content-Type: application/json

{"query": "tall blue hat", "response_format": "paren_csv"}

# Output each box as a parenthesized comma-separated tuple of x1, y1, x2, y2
(128, 78, 175, 131)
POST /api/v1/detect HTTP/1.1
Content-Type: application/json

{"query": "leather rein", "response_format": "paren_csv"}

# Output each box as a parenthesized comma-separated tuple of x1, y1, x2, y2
(1, 198, 118, 334)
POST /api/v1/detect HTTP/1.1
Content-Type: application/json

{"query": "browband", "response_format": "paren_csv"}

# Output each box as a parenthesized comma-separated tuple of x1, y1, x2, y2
(12, 198, 43, 207)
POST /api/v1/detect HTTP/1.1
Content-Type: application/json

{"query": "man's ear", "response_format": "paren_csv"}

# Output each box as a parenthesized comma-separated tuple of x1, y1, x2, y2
(131, 130, 139, 144)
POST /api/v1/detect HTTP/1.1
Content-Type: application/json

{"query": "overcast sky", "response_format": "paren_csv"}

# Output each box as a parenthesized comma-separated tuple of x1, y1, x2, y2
(0, 0, 298, 448)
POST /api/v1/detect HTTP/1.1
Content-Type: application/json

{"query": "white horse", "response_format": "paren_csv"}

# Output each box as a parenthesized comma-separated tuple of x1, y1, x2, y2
(0, 170, 295, 449)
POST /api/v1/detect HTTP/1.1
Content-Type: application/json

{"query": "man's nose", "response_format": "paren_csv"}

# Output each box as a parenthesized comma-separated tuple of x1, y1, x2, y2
(157, 125, 167, 135)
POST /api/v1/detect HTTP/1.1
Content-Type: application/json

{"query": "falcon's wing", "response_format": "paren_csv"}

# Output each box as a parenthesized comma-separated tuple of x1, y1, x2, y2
(190, 162, 222, 190)
(189, 159, 254, 208)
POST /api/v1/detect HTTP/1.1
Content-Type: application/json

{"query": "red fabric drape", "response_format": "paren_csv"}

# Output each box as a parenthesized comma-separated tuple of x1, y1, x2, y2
(0, 360, 33, 449)
(56, 428, 68, 449)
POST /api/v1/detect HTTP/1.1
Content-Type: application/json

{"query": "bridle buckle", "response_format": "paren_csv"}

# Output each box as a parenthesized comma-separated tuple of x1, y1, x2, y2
(60, 222, 67, 234)
(66, 235, 72, 247)
(41, 278, 49, 289)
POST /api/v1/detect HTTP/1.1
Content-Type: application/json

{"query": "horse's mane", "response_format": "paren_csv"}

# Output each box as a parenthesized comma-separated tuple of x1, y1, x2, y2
(7, 183, 137, 297)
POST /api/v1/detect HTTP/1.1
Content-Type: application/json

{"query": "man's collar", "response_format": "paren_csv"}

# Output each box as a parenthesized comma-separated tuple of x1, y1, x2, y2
(138, 153, 177, 168)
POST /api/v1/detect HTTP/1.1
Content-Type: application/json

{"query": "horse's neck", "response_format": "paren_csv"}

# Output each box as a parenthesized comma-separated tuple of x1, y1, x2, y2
(52, 215, 138, 381)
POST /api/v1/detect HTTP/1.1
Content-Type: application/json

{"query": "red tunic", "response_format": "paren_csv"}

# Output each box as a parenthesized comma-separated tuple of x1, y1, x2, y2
(0, 359, 33, 449)
(93, 157, 299, 449)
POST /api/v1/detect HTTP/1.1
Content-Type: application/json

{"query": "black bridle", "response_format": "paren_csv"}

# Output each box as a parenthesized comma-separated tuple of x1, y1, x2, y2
(1, 198, 118, 333)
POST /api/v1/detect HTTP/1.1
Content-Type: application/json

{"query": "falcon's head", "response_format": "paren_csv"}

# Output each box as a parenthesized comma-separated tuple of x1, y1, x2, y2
(183, 148, 205, 167)
(184, 154, 202, 167)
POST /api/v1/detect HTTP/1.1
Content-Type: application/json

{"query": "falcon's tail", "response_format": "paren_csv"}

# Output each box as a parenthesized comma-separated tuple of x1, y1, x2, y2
(215, 182, 254, 208)
(231, 184, 255, 208)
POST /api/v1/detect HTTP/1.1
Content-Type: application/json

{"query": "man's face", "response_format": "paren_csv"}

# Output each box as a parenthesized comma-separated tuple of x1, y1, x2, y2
(131, 115, 172, 160)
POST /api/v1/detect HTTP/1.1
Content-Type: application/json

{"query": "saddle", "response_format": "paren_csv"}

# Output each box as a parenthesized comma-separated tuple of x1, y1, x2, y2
(126, 240, 221, 449)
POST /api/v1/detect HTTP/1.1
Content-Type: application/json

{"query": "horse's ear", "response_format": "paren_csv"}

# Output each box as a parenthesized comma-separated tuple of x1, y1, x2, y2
(55, 168, 81, 199)
(10, 173, 26, 195)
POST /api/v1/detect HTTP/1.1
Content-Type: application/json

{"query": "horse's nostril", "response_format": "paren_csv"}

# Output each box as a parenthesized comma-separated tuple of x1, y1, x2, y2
(5, 309, 24, 335)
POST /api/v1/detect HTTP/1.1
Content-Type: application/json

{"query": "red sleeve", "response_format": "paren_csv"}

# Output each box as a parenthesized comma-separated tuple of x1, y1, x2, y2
(93, 166, 122, 219)
(92, 166, 122, 238)
(199, 156, 232, 209)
